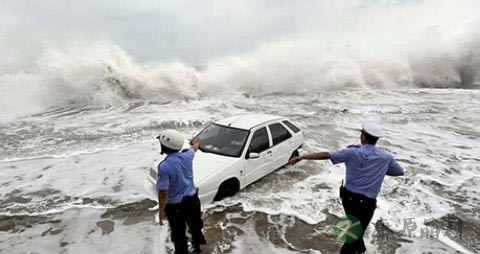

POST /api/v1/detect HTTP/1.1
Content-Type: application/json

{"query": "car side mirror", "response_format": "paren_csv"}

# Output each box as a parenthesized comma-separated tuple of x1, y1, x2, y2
(248, 152, 260, 159)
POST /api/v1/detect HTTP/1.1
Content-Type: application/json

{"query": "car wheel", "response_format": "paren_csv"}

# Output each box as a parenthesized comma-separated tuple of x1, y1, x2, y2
(213, 178, 240, 201)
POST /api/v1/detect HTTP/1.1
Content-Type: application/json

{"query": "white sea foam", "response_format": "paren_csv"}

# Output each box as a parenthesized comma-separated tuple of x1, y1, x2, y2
(1, 90, 479, 253)
(1, 1, 479, 253)
(1, 17, 479, 121)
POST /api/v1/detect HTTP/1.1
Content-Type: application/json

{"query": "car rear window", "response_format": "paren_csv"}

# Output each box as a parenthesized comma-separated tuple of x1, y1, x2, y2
(249, 127, 269, 153)
(269, 123, 292, 146)
(282, 120, 300, 133)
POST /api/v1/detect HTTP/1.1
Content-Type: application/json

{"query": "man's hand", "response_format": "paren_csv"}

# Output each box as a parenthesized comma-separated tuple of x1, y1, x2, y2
(288, 156, 302, 165)
(191, 137, 201, 151)
(159, 209, 166, 225)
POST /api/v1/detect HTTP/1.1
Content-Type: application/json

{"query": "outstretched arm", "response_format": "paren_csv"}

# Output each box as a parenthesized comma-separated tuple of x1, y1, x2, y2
(386, 157, 404, 176)
(289, 152, 331, 165)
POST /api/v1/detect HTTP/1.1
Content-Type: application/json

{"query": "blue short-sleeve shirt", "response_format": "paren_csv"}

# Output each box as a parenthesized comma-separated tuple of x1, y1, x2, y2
(330, 144, 404, 199)
(156, 148, 197, 204)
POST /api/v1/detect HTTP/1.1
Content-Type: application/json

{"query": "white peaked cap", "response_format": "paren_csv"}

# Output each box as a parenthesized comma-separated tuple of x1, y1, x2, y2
(362, 120, 384, 138)
(158, 129, 184, 150)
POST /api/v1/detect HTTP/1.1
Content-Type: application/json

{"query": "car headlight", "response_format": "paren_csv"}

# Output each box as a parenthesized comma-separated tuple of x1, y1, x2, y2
(149, 168, 158, 180)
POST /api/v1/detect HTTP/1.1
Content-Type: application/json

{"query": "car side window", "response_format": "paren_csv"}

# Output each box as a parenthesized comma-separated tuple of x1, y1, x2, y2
(282, 120, 300, 133)
(269, 123, 292, 146)
(249, 127, 270, 153)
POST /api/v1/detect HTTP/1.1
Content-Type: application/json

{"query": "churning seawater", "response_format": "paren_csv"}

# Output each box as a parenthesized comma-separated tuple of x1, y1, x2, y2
(0, 88, 479, 254)
(1, 8, 480, 250)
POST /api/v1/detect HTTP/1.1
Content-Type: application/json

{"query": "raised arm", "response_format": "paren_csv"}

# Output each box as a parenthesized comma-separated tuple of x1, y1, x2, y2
(191, 137, 201, 152)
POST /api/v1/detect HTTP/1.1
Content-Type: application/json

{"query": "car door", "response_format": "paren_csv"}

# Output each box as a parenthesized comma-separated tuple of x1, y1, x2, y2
(243, 126, 273, 186)
(269, 122, 294, 170)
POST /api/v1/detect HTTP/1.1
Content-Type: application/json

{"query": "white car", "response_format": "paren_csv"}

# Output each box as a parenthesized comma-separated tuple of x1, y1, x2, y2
(148, 114, 304, 204)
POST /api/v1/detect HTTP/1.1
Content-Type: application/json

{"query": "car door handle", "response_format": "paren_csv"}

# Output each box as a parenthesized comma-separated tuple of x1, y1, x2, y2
(267, 151, 272, 155)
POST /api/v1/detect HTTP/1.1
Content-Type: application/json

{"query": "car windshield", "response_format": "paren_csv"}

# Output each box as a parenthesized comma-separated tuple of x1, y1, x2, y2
(196, 124, 250, 157)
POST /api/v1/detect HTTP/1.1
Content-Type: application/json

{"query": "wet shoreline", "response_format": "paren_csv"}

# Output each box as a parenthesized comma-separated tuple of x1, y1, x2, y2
(1, 197, 477, 254)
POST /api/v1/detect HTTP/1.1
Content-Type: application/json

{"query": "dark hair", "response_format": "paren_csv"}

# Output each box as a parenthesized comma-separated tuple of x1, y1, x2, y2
(160, 144, 179, 155)
(362, 130, 379, 145)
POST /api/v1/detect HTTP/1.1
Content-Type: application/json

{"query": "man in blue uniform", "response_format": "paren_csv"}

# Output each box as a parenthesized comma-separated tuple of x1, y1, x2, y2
(156, 129, 206, 254)
(289, 121, 404, 254)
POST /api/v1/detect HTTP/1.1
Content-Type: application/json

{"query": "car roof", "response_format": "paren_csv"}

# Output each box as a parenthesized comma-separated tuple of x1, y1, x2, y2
(214, 114, 285, 130)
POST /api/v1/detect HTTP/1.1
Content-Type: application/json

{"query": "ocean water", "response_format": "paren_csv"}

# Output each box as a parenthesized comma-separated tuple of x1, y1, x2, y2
(0, 87, 479, 253)
(1, 6, 480, 251)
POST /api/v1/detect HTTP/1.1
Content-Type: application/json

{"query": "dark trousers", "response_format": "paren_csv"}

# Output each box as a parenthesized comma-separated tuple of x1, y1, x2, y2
(165, 192, 207, 254)
(339, 186, 376, 254)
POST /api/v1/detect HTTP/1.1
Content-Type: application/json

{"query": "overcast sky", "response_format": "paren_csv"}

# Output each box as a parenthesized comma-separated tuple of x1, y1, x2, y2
(0, 0, 478, 66)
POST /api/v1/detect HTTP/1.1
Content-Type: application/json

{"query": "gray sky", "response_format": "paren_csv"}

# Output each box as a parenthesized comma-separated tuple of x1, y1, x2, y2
(1, 1, 326, 64)
(0, 0, 478, 67)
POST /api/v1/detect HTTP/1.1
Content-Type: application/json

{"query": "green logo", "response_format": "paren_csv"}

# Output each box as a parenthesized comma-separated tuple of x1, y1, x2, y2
(333, 215, 362, 243)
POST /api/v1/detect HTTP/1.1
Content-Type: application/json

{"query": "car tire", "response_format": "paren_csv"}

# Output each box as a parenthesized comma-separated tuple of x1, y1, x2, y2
(213, 178, 240, 201)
